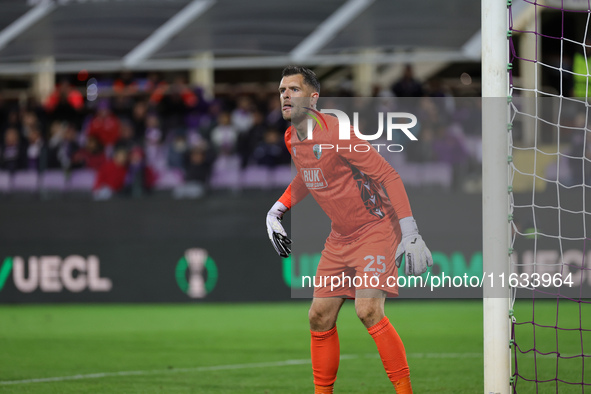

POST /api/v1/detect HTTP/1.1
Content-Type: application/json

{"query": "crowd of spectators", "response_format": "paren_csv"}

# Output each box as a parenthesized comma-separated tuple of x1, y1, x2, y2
(0, 67, 482, 198)
(0, 73, 292, 198)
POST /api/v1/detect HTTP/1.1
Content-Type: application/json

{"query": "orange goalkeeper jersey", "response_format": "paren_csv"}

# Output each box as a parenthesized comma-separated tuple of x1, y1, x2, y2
(278, 114, 412, 238)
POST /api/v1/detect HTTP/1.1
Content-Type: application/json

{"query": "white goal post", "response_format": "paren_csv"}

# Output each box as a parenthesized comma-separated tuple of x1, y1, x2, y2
(482, 1, 511, 393)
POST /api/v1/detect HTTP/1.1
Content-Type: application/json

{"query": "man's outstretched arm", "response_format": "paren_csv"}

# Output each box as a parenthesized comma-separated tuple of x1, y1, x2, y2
(266, 171, 310, 258)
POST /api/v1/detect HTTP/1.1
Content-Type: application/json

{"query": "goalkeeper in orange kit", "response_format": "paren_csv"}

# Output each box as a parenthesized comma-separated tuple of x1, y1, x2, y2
(265, 66, 433, 393)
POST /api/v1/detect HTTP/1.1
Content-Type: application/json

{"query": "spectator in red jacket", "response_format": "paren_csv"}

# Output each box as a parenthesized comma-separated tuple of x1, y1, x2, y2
(72, 135, 106, 170)
(87, 100, 121, 148)
(93, 147, 129, 200)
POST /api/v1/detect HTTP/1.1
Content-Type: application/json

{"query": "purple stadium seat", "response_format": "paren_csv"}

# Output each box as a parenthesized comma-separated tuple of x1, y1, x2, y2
(155, 169, 184, 190)
(210, 167, 241, 190)
(210, 155, 241, 190)
(241, 165, 271, 189)
(270, 165, 293, 188)
(0, 171, 11, 193)
(40, 170, 67, 191)
(68, 169, 97, 191)
(12, 170, 39, 192)
(214, 154, 240, 171)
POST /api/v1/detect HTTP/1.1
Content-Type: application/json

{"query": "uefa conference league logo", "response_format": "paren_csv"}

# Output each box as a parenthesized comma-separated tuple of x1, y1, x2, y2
(175, 248, 218, 298)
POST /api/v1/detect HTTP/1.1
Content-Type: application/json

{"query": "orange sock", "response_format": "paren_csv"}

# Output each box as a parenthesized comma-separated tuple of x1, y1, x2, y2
(311, 326, 339, 391)
(314, 383, 334, 394)
(393, 375, 412, 393)
(367, 317, 412, 393)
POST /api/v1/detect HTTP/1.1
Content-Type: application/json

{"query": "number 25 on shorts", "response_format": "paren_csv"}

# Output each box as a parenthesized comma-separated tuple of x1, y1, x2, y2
(364, 255, 386, 274)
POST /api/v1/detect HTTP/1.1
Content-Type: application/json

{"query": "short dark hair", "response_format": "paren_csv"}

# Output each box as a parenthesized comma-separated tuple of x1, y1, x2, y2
(282, 66, 320, 93)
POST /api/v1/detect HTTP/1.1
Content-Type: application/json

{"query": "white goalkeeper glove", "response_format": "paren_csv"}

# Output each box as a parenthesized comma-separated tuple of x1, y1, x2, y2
(395, 216, 433, 276)
(266, 201, 292, 258)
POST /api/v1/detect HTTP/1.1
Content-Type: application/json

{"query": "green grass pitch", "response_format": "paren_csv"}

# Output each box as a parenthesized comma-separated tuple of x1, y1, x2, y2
(0, 300, 586, 393)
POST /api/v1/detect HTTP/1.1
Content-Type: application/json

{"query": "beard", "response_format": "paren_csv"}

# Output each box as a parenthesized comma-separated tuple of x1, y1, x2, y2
(285, 98, 313, 124)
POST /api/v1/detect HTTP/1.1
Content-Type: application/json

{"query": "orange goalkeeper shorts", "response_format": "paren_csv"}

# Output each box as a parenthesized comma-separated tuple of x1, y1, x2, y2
(313, 220, 401, 298)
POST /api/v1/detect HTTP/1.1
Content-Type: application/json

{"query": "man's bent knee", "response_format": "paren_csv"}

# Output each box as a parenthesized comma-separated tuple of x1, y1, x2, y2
(309, 298, 344, 332)
(309, 308, 336, 331)
(355, 299, 385, 328)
